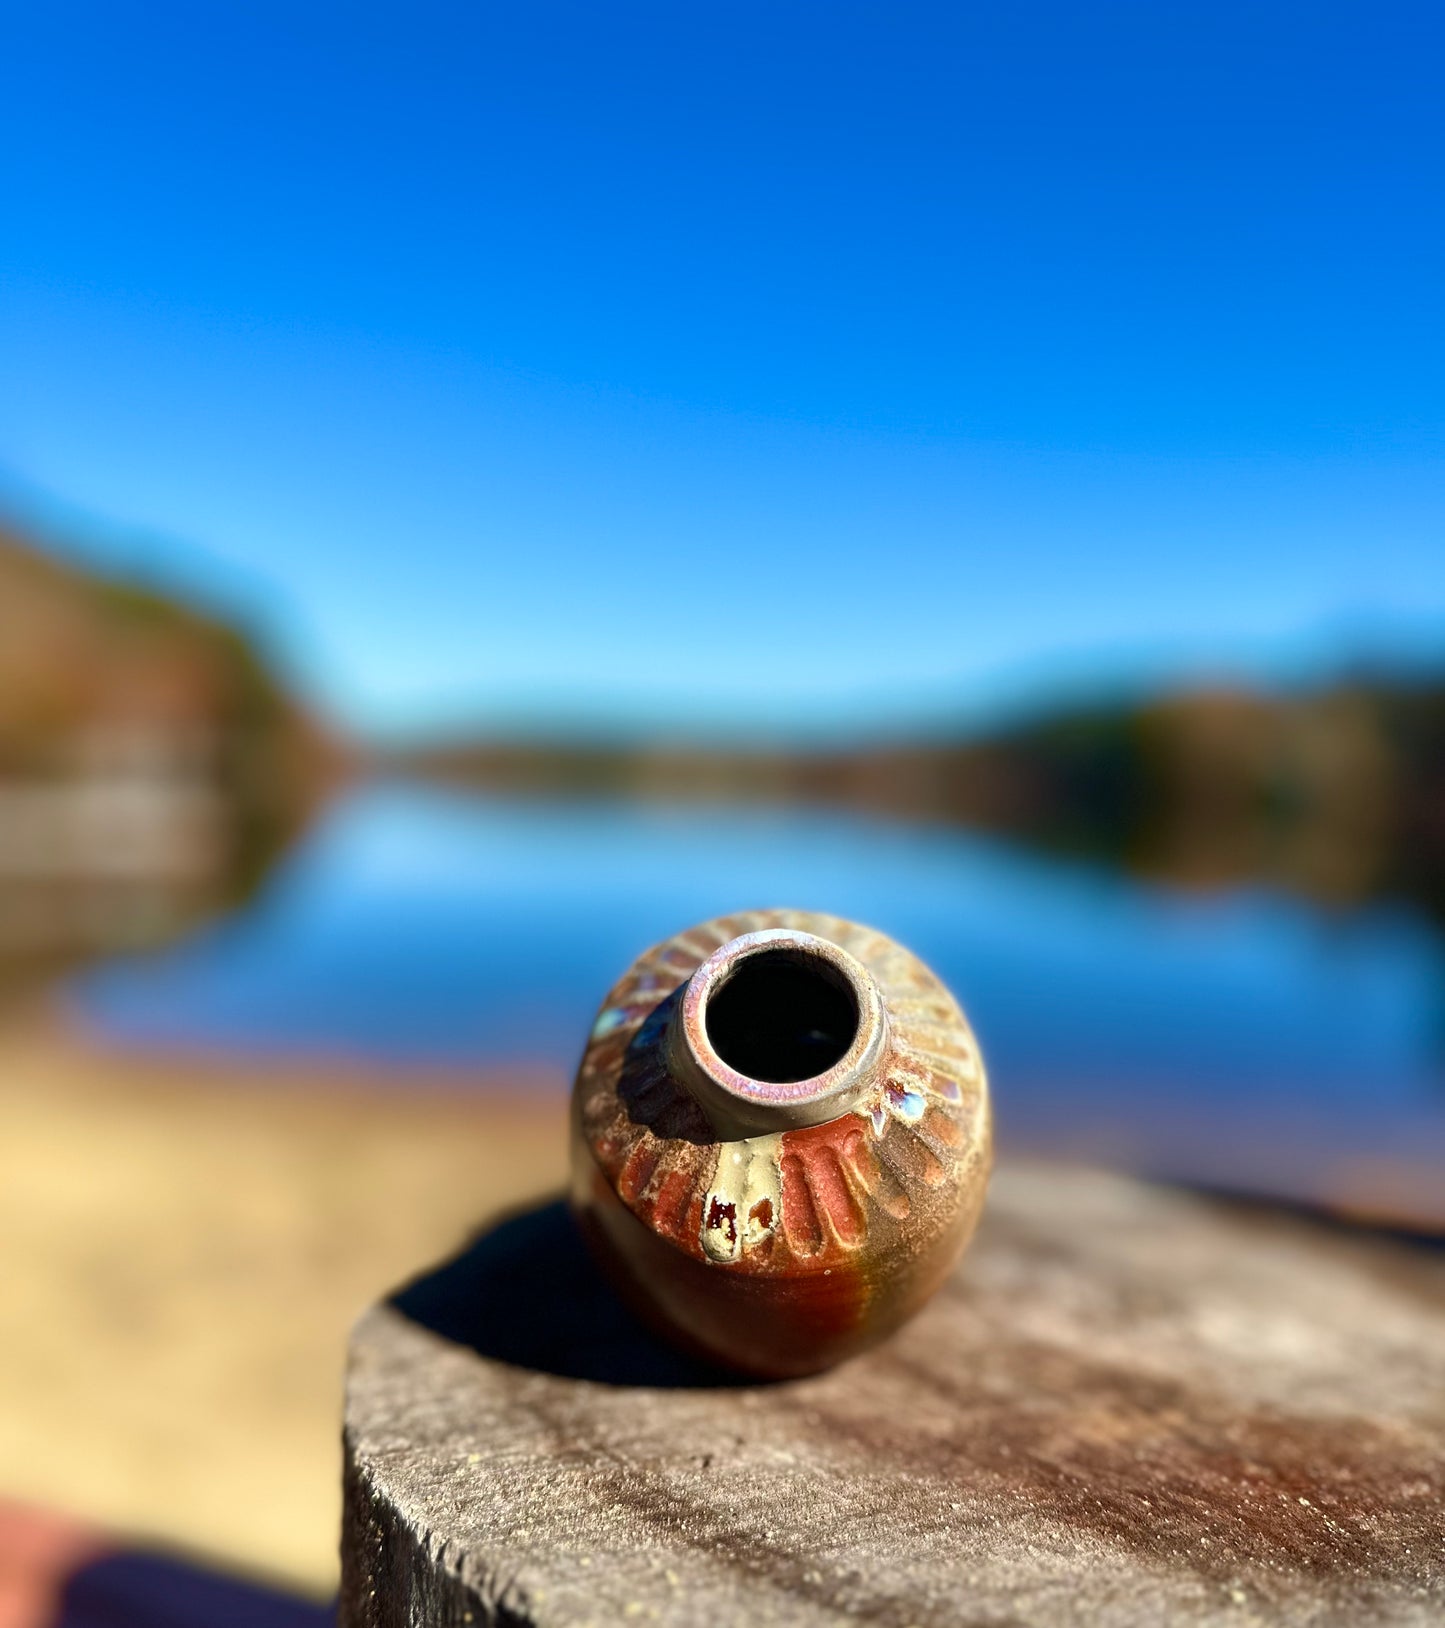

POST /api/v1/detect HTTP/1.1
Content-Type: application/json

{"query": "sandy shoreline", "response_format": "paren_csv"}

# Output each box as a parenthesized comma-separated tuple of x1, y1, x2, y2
(0, 1015, 568, 1596)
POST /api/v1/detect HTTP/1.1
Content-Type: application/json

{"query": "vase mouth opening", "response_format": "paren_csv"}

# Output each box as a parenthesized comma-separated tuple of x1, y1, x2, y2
(706, 944, 858, 1083)
(673, 927, 888, 1136)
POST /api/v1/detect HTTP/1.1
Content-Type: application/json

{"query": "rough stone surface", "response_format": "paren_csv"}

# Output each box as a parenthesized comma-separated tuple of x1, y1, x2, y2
(340, 1162, 1445, 1627)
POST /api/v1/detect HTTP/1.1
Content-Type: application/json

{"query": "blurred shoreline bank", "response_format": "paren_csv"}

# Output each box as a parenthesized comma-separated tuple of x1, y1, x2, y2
(0, 522, 346, 995)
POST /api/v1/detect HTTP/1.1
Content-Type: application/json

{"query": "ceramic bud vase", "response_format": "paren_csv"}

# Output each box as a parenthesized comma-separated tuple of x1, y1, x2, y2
(570, 910, 992, 1377)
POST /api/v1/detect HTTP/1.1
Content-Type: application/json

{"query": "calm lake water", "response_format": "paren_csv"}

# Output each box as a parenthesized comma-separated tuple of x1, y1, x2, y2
(69, 781, 1445, 1217)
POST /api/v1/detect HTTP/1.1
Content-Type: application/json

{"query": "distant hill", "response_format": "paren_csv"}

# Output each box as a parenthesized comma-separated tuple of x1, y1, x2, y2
(395, 677, 1445, 923)
(0, 523, 339, 977)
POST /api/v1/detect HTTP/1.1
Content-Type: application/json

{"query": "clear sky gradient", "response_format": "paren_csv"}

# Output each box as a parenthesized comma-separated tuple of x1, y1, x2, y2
(3, 2, 1442, 739)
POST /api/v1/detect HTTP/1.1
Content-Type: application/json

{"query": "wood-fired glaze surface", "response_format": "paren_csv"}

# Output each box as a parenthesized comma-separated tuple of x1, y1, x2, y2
(570, 910, 992, 1375)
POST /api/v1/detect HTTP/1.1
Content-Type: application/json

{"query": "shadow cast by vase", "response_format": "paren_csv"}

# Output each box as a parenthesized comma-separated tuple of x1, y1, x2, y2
(388, 1196, 755, 1388)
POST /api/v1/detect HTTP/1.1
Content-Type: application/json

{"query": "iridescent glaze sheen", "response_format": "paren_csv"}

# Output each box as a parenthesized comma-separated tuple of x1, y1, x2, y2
(570, 909, 993, 1377)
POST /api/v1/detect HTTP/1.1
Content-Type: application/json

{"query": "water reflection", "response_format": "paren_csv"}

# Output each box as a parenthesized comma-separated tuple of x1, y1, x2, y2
(0, 737, 281, 992)
(69, 781, 1445, 1220)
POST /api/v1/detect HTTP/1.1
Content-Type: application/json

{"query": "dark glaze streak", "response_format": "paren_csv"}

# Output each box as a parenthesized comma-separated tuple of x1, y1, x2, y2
(705, 1197, 738, 1251)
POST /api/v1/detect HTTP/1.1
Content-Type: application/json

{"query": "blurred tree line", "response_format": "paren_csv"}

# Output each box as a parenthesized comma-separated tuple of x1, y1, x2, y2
(5, 512, 1439, 971)
(402, 682, 1445, 926)
(849, 685, 1445, 922)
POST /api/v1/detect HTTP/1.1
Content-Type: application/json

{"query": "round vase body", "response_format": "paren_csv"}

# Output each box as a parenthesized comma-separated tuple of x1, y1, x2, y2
(570, 909, 992, 1378)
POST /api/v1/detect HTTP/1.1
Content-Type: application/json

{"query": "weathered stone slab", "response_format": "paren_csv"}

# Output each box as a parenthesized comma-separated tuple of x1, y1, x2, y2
(340, 1162, 1445, 1627)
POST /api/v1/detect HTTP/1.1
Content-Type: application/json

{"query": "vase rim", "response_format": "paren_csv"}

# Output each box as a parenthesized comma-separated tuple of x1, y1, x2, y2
(670, 926, 890, 1138)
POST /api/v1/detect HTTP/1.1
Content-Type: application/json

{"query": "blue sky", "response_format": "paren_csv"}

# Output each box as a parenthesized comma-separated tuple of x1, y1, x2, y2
(3, 1, 1442, 739)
